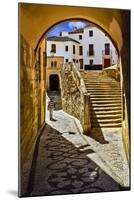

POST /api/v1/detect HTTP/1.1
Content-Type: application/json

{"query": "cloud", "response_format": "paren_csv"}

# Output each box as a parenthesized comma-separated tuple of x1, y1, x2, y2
(48, 22, 69, 36)
(68, 22, 87, 30)
(47, 21, 88, 37)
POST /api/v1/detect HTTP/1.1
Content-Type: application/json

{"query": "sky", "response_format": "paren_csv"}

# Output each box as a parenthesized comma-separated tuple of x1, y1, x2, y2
(47, 21, 88, 37)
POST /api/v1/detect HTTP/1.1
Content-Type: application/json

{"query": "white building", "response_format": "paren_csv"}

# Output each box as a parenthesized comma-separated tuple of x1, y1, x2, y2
(47, 36, 80, 64)
(47, 25, 118, 70)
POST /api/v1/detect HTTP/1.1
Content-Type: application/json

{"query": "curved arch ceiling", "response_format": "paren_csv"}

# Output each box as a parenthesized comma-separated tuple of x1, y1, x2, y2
(20, 3, 123, 52)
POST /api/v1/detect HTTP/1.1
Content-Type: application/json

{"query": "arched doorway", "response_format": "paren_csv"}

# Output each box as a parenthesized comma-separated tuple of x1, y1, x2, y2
(49, 74, 59, 91)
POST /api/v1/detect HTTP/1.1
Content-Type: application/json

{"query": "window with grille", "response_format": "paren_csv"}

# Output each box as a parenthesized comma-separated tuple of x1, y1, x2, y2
(65, 45, 68, 51)
(54, 61, 57, 67)
(51, 61, 54, 67)
(89, 44, 94, 56)
(51, 44, 56, 53)
(89, 30, 93, 37)
(105, 43, 110, 55)
(73, 45, 75, 54)
(79, 46, 83, 55)
(79, 35, 82, 40)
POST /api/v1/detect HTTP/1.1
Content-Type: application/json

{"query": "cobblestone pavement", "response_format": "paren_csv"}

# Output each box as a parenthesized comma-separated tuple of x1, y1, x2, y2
(27, 124, 125, 197)
(46, 94, 129, 188)
(21, 94, 129, 197)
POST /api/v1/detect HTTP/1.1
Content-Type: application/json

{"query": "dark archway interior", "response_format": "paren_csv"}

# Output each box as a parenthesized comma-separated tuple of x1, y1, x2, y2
(49, 74, 59, 91)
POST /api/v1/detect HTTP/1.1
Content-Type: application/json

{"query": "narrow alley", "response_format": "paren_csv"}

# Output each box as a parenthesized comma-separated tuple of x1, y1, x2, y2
(19, 4, 130, 197)
(21, 94, 129, 197)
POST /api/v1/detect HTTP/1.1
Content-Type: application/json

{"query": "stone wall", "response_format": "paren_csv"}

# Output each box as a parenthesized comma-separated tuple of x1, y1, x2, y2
(20, 35, 46, 166)
(120, 11, 130, 161)
(102, 64, 120, 82)
(61, 64, 91, 134)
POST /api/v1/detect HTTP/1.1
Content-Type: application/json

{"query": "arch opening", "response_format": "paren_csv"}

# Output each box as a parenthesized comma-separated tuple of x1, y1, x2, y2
(49, 74, 60, 91)
(35, 18, 120, 57)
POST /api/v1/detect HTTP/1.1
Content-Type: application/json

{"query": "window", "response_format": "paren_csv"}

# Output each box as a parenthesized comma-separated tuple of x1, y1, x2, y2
(105, 43, 110, 55)
(89, 30, 93, 37)
(79, 35, 82, 40)
(65, 59, 68, 63)
(79, 59, 83, 69)
(89, 44, 94, 56)
(73, 45, 75, 54)
(51, 44, 56, 53)
(79, 46, 83, 55)
(89, 59, 94, 66)
(65, 45, 68, 51)
(54, 61, 57, 67)
(51, 61, 54, 67)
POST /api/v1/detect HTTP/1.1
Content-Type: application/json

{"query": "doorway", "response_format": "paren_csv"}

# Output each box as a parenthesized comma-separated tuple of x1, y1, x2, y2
(104, 58, 111, 68)
(49, 74, 59, 91)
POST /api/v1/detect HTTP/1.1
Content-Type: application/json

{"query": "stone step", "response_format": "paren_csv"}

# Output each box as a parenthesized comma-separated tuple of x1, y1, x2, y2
(84, 82, 118, 85)
(87, 91, 121, 95)
(91, 114, 122, 119)
(91, 110, 122, 115)
(81, 73, 122, 128)
(91, 122, 122, 128)
(91, 118, 122, 124)
(91, 103, 121, 107)
(83, 79, 117, 82)
(90, 94, 121, 97)
(91, 106, 121, 111)
(84, 81, 119, 84)
(85, 85, 120, 89)
(86, 88, 121, 92)
(91, 100, 121, 104)
(86, 88, 121, 91)
(85, 84, 120, 87)
(90, 97, 121, 100)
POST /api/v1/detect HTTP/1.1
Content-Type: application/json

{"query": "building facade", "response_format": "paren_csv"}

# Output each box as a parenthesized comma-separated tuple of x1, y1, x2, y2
(47, 25, 118, 71)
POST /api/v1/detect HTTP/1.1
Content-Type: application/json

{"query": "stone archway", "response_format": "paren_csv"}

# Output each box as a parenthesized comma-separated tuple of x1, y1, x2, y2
(20, 3, 130, 164)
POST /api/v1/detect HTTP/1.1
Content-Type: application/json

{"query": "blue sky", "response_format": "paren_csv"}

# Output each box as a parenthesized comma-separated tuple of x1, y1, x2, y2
(47, 21, 88, 37)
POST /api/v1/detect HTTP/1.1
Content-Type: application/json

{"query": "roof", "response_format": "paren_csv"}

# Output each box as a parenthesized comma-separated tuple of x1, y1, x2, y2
(68, 24, 95, 34)
(68, 28, 84, 34)
(47, 36, 80, 44)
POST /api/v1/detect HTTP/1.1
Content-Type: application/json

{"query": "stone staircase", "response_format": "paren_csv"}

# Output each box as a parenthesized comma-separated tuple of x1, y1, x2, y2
(80, 71, 122, 128)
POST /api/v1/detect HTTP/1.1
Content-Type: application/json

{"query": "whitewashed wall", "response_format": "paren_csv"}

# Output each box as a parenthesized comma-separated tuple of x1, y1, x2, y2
(47, 26, 118, 70)
(47, 40, 80, 68)
(69, 26, 117, 66)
